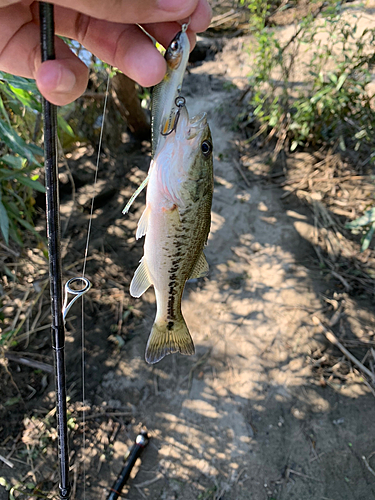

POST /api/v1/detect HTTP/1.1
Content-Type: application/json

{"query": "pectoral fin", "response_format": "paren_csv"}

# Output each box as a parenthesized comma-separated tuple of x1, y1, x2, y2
(189, 252, 209, 279)
(136, 205, 151, 240)
(130, 257, 152, 298)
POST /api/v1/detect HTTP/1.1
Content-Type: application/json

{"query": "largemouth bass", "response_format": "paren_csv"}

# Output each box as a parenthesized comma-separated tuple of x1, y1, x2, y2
(130, 104, 213, 364)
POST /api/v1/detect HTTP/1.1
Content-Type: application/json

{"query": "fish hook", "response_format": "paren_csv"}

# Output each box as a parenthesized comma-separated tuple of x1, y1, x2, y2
(160, 95, 186, 137)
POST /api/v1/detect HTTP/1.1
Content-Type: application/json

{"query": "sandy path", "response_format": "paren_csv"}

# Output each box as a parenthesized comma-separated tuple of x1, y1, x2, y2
(80, 36, 375, 500)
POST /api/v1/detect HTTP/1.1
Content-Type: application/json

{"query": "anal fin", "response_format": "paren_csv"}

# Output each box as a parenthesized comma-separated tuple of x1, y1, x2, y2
(188, 252, 209, 280)
(130, 257, 152, 298)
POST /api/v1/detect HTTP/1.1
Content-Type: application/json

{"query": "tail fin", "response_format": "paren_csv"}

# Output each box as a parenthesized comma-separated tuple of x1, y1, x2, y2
(145, 317, 195, 364)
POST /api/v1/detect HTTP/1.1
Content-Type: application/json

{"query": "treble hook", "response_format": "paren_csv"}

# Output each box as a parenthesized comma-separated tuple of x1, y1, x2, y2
(62, 277, 91, 323)
(160, 95, 186, 137)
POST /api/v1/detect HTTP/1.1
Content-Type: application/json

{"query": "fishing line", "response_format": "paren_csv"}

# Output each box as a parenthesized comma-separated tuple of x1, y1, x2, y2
(82, 71, 111, 278)
(80, 68, 111, 500)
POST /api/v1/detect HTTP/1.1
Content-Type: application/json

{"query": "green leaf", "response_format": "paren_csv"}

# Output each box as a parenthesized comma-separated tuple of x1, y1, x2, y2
(0, 119, 41, 165)
(0, 95, 10, 125)
(346, 208, 375, 228)
(0, 72, 38, 92)
(1, 154, 26, 169)
(8, 217, 23, 246)
(12, 214, 40, 239)
(361, 222, 375, 252)
(291, 140, 298, 151)
(0, 198, 9, 244)
(0, 477, 8, 488)
(57, 114, 75, 137)
(4, 396, 21, 406)
(328, 72, 337, 84)
(336, 73, 347, 91)
(8, 85, 41, 112)
(13, 173, 45, 193)
(26, 142, 44, 158)
(2, 199, 20, 217)
(4, 187, 27, 211)
(310, 87, 331, 104)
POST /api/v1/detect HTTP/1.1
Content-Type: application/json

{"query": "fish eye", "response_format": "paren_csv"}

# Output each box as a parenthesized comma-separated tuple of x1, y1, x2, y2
(201, 140, 212, 157)
(170, 40, 179, 51)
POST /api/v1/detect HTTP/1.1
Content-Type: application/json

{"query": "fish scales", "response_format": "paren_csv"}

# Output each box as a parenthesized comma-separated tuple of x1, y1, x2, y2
(129, 105, 213, 364)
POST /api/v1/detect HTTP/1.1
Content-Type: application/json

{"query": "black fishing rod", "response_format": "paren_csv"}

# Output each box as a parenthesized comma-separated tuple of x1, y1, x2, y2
(39, 5, 150, 498)
(39, 3, 70, 498)
(107, 431, 149, 500)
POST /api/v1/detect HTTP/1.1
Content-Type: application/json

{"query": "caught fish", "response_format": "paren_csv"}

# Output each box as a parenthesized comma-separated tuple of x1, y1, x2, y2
(122, 27, 190, 215)
(130, 102, 213, 364)
(151, 26, 190, 158)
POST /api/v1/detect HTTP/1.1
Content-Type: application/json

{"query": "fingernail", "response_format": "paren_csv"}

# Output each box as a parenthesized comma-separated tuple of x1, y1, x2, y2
(55, 67, 76, 92)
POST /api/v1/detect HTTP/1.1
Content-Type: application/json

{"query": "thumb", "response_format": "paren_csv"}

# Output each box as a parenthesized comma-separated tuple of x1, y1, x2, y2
(35, 38, 89, 106)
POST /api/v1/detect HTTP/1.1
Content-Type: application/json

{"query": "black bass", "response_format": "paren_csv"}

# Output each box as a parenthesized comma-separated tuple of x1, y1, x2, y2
(130, 104, 213, 364)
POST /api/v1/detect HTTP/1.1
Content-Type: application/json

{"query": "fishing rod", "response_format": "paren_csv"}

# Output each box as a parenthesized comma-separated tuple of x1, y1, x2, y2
(39, 3, 89, 498)
(39, 4, 149, 498)
(107, 431, 149, 500)
(39, 3, 71, 498)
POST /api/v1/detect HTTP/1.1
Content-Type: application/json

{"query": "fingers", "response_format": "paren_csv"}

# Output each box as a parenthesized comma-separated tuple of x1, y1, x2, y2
(38, 0, 209, 26)
(0, 0, 212, 105)
(55, 18, 168, 88)
(0, 4, 88, 105)
(185, 0, 212, 33)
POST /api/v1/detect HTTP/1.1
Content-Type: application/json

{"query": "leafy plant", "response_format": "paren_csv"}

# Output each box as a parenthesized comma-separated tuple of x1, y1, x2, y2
(0, 72, 47, 245)
(242, 1, 375, 159)
(0, 73, 45, 245)
(346, 207, 375, 252)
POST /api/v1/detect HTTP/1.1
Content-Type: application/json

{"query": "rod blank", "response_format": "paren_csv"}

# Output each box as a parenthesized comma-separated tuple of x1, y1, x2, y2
(39, 3, 71, 498)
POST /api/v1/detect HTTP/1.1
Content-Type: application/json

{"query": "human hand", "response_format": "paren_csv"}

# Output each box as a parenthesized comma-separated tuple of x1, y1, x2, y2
(0, 0, 211, 105)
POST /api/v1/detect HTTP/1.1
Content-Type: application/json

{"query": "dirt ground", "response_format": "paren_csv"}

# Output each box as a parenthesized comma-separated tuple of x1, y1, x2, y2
(1, 7, 375, 500)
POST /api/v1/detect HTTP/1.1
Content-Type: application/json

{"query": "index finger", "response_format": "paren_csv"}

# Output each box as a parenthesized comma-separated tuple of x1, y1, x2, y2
(1, 0, 207, 25)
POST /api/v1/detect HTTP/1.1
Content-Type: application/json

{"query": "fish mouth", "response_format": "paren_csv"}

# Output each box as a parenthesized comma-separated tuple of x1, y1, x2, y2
(187, 112, 207, 139)
(175, 106, 208, 141)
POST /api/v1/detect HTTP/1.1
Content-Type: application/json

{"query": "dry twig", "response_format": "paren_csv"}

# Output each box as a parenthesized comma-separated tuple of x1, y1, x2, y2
(4, 352, 53, 373)
(362, 455, 375, 478)
(312, 317, 375, 384)
(0, 453, 14, 468)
